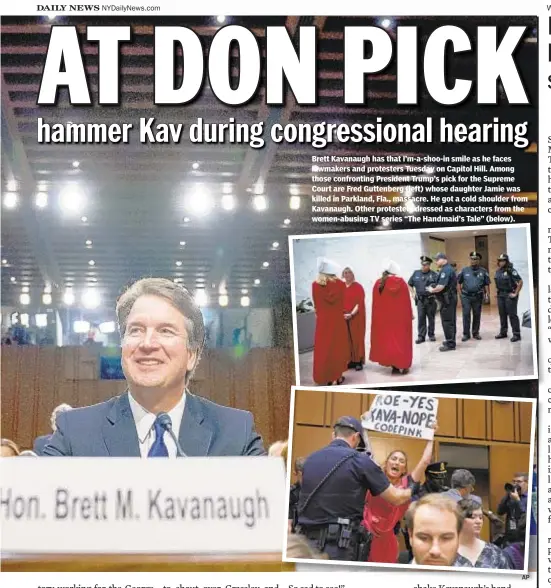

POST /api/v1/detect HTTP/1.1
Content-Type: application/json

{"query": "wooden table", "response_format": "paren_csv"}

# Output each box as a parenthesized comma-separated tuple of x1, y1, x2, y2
(1, 552, 295, 572)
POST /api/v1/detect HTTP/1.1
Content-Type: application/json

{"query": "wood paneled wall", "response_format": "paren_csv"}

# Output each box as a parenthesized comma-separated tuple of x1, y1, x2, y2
(293, 391, 533, 445)
(291, 390, 533, 514)
(489, 444, 531, 516)
(1, 347, 294, 451)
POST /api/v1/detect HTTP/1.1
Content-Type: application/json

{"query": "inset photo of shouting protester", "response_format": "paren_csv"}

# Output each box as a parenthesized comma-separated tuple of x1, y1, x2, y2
(285, 387, 535, 573)
(290, 224, 536, 388)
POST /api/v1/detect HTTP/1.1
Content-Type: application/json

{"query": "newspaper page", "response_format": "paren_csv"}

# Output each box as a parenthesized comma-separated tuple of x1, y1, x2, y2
(0, 2, 546, 588)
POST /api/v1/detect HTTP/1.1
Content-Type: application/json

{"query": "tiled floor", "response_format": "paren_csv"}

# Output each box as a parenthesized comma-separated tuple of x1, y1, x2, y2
(298, 307, 535, 387)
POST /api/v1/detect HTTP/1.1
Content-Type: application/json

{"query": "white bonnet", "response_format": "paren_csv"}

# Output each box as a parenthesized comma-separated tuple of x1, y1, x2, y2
(382, 259, 401, 275)
(317, 257, 341, 276)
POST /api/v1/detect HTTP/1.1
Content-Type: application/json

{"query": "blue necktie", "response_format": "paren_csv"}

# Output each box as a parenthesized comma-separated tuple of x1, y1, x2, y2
(148, 417, 169, 457)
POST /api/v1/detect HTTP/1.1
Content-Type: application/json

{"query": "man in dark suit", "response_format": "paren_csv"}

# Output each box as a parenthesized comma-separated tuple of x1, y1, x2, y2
(289, 456, 306, 532)
(44, 278, 266, 457)
(33, 403, 73, 455)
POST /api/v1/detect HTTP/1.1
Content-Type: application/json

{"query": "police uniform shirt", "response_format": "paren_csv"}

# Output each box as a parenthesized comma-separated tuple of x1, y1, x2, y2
(297, 439, 390, 527)
(458, 266, 490, 295)
(408, 269, 438, 297)
(436, 263, 457, 294)
(495, 266, 522, 294)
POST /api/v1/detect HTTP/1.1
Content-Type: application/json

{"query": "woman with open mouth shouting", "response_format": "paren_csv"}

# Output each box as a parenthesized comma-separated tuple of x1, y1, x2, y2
(361, 424, 437, 564)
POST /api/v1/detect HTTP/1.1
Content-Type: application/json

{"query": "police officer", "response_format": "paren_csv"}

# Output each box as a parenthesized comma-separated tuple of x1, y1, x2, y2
(289, 456, 306, 533)
(408, 256, 438, 344)
(426, 252, 458, 352)
(401, 461, 450, 560)
(457, 251, 490, 342)
(415, 461, 450, 500)
(297, 416, 416, 561)
(494, 253, 523, 342)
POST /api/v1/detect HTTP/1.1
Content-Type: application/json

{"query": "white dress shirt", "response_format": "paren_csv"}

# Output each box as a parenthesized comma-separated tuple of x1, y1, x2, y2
(128, 391, 186, 458)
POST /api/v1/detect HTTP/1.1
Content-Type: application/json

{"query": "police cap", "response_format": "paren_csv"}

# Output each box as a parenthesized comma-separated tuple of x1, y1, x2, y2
(425, 461, 448, 478)
(334, 416, 366, 450)
(497, 253, 509, 262)
(334, 416, 363, 434)
(469, 251, 482, 260)
(420, 255, 432, 264)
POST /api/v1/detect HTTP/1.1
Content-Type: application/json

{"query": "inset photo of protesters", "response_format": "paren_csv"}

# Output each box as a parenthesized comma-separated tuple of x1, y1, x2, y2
(290, 224, 536, 388)
(285, 387, 535, 573)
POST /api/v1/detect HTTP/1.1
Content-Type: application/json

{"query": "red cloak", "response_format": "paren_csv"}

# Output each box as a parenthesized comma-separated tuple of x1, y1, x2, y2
(312, 279, 348, 384)
(363, 475, 411, 563)
(369, 275, 413, 370)
(344, 281, 366, 365)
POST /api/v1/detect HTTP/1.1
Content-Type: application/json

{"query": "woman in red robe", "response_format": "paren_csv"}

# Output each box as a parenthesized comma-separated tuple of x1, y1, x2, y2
(312, 257, 348, 385)
(369, 260, 414, 375)
(362, 429, 436, 564)
(342, 267, 366, 370)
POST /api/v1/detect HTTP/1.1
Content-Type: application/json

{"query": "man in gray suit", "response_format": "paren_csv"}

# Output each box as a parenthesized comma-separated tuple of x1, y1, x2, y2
(441, 469, 482, 505)
(44, 278, 266, 457)
(33, 403, 73, 455)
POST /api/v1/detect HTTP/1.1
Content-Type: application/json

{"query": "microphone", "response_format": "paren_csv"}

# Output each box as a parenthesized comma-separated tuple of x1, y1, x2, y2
(157, 412, 187, 457)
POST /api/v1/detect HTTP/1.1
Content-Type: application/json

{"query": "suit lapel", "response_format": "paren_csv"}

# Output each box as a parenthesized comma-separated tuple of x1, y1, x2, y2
(102, 392, 141, 457)
(179, 393, 214, 456)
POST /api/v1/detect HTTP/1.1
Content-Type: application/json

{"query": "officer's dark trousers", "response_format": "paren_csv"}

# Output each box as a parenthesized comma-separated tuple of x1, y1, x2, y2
(305, 537, 357, 561)
(497, 295, 520, 336)
(417, 297, 436, 339)
(461, 294, 483, 337)
(439, 295, 457, 348)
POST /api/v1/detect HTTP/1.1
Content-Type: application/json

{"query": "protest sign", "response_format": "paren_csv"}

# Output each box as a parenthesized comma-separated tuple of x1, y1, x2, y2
(362, 394, 438, 440)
